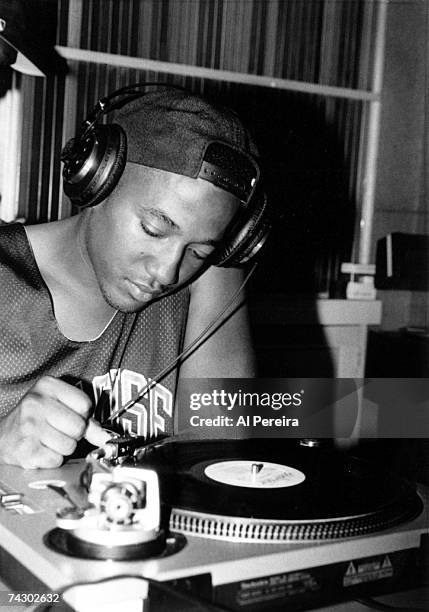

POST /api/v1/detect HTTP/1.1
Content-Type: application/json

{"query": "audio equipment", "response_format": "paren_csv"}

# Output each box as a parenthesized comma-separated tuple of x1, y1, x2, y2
(0, 439, 427, 612)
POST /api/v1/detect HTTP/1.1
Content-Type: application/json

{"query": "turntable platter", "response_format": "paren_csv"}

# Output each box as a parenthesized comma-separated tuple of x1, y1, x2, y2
(138, 440, 423, 542)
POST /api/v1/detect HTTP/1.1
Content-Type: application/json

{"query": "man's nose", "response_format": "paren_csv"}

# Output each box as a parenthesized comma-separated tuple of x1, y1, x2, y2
(147, 246, 182, 288)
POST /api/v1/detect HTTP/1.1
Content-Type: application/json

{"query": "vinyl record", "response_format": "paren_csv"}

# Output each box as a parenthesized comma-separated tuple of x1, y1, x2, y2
(137, 440, 422, 541)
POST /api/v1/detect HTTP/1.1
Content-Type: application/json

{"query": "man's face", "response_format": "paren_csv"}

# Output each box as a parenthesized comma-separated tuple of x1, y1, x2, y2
(85, 162, 240, 312)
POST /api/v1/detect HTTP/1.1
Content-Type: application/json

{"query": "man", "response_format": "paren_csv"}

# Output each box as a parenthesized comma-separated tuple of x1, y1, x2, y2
(0, 87, 266, 469)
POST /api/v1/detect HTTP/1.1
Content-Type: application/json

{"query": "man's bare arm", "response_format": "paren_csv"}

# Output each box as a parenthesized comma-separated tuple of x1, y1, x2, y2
(178, 266, 256, 378)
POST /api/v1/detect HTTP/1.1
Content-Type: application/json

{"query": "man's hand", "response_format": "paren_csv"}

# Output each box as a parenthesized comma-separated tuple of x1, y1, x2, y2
(0, 376, 92, 469)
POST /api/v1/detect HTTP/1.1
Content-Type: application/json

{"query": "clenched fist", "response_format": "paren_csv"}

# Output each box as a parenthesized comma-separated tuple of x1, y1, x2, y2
(0, 376, 94, 468)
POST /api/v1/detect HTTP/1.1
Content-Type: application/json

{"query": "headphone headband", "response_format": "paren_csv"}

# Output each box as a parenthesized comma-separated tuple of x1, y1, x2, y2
(79, 83, 188, 142)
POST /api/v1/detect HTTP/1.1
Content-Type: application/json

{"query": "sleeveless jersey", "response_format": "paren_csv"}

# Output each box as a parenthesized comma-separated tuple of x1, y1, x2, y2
(0, 224, 190, 439)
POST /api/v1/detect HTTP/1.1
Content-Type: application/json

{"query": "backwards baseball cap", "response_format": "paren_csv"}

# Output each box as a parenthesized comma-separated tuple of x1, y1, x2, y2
(114, 89, 261, 206)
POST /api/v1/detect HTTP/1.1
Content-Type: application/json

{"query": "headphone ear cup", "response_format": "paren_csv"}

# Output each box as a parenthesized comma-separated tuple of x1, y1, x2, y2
(62, 124, 127, 209)
(215, 192, 270, 267)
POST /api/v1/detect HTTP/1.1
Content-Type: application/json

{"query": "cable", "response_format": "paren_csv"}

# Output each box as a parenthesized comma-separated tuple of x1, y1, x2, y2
(102, 262, 257, 425)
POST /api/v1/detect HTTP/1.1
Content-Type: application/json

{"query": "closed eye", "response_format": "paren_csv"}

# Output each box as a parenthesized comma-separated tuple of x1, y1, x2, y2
(141, 222, 164, 238)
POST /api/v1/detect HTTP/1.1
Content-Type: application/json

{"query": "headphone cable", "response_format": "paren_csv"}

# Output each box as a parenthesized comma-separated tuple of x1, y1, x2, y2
(102, 263, 257, 425)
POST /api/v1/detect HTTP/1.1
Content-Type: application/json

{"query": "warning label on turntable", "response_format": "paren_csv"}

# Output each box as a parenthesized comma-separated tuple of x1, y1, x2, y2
(343, 555, 394, 587)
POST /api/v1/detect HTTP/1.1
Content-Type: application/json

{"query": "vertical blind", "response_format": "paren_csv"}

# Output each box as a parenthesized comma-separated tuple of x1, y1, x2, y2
(68, 0, 376, 89)
(13, 0, 380, 294)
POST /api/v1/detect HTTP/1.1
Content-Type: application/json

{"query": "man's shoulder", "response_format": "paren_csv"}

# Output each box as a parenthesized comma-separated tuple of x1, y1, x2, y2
(24, 219, 67, 249)
(0, 222, 28, 260)
(189, 265, 246, 303)
(0, 220, 25, 236)
(0, 223, 38, 301)
(24, 218, 77, 277)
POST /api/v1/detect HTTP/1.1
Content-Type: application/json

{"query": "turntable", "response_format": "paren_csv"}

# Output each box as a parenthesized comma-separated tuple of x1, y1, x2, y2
(0, 439, 427, 611)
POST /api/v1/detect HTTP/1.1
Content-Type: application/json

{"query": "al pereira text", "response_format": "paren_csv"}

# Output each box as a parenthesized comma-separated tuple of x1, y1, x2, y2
(190, 415, 300, 427)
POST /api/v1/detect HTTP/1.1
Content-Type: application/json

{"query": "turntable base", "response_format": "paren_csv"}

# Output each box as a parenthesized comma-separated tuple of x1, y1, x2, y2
(0, 576, 427, 612)
(0, 458, 427, 612)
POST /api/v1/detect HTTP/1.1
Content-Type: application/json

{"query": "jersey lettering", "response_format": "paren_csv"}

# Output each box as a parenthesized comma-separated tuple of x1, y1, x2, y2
(92, 368, 173, 437)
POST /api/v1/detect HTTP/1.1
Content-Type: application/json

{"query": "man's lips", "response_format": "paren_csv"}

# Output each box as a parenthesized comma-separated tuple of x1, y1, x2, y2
(126, 279, 160, 301)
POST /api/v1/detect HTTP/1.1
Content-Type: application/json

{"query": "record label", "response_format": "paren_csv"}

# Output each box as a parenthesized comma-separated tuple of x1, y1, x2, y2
(204, 460, 306, 488)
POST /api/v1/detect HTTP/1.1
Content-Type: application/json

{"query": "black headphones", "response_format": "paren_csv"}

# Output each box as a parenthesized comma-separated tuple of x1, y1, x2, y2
(61, 83, 270, 267)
